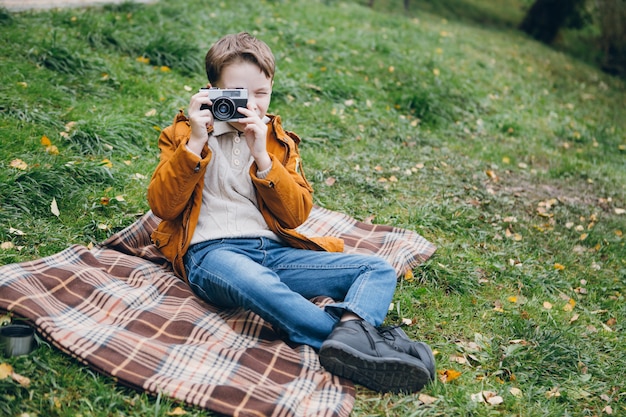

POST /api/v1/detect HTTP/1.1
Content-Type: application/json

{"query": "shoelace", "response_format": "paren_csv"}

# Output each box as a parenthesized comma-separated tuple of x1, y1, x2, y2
(377, 325, 403, 343)
(357, 320, 378, 351)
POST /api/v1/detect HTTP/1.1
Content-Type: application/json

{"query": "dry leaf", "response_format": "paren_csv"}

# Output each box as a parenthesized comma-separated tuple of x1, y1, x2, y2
(41, 135, 52, 146)
(1, 242, 15, 250)
(509, 387, 523, 397)
(543, 301, 553, 310)
(51, 198, 60, 217)
(418, 393, 438, 405)
(145, 109, 157, 117)
(546, 386, 561, 398)
(10, 159, 28, 170)
(11, 372, 31, 388)
(324, 177, 336, 186)
(167, 407, 187, 416)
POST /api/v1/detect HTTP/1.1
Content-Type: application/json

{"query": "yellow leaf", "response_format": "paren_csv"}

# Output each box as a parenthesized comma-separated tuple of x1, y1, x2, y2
(136, 56, 150, 64)
(46, 145, 59, 155)
(554, 263, 565, 271)
(0, 363, 13, 379)
(508, 296, 518, 303)
(101, 159, 113, 168)
(167, 407, 187, 416)
(566, 298, 576, 310)
(437, 369, 461, 383)
(404, 269, 414, 282)
(433, 68, 440, 76)
(160, 66, 171, 72)
(41, 135, 52, 146)
(543, 301, 553, 310)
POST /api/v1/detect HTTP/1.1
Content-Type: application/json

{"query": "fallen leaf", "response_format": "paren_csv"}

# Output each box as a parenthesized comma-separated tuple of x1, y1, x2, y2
(485, 169, 498, 181)
(10, 159, 28, 170)
(563, 298, 576, 312)
(418, 393, 438, 405)
(603, 405, 613, 415)
(145, 108, 157, 117)
(9, 227, 25, 236)
(51, 198, 60, 217)
(614, 208, 625, 215)
(167, 407, 187, 416)
(324, 177, 336, 186)
(41, 135, 52, 146)
(437, 369, 461, 383)
(403, 269, 414, 282)
(11, 372, 31, 388)
(546, 386, 561, 398)
(449, 354, 467, 364)
(1, 242, 15, 250)
(486, 394, 504, 405)
(554, 263, 566, 271)
(509, 387, 523, 397)
(0, 363, 13, 379)
(543, 301, 553, 310)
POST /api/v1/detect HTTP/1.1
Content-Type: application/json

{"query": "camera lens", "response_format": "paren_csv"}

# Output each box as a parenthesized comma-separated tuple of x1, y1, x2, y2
(212, 97, 236, 121)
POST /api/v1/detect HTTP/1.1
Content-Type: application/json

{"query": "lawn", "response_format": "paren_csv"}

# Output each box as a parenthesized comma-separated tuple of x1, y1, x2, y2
(1, 0, 624, 415)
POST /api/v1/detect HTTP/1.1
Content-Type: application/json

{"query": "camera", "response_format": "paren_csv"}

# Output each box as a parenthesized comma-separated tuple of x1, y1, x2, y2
(199, 87, 248, 122)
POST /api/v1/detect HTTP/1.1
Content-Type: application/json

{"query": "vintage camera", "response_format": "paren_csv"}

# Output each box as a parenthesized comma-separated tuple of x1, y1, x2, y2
(199, 87, 248, 122)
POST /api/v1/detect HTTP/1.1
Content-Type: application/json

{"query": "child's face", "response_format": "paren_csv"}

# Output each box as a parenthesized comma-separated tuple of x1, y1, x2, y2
(215, 60, 273, 123)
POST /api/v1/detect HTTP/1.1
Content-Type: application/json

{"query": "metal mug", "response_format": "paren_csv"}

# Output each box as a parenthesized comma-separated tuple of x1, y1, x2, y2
(0, 324, 36, 357)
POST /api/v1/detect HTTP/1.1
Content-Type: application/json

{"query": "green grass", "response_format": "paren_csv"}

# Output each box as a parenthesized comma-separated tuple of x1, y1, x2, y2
(1, 0, 625, 415)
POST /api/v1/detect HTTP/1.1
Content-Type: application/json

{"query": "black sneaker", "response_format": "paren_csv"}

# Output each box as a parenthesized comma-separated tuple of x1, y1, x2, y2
(319, 319, 431, 393)
(378, 325, 436, 381)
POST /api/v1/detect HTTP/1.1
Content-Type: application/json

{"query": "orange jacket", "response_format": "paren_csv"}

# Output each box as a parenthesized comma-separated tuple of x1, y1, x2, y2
(148, 111, 344, 281)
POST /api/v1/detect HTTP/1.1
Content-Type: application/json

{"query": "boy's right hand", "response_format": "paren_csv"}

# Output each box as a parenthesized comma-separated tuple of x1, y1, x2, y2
(186, 90, 214, 156)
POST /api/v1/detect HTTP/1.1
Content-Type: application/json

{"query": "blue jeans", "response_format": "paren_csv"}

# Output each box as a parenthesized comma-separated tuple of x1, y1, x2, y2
(184, 237, 397, 349)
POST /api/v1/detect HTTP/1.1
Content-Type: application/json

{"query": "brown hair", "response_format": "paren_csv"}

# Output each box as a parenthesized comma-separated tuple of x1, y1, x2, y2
(205, 32, 275, 85)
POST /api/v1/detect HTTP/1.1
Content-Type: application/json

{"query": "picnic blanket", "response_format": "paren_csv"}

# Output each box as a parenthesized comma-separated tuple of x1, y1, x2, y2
(0, 206, 436, 417)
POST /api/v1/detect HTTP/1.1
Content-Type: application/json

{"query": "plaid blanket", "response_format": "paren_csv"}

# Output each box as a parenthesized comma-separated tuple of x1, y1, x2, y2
(0, 206, 435, 417)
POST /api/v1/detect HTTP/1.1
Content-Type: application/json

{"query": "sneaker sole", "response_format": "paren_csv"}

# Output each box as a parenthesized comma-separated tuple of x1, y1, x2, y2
(319, 340, 431, 393)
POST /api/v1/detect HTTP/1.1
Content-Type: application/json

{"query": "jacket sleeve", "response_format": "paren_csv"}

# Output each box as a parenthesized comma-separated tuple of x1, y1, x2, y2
(147, 117, 210, 221)
(251, 132, 313, 229)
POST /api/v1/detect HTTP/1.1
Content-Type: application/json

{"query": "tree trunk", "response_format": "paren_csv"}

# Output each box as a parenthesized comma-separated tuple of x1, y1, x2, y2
(519, 0, 583, 43)
(596, 0, 626, 76)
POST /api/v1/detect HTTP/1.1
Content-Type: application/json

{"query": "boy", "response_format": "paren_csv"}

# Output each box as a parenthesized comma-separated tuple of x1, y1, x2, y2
(148, 32, 435, 393)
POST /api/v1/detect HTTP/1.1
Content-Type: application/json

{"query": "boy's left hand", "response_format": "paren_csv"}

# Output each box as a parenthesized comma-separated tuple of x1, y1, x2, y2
(236, 105, 272, 171)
